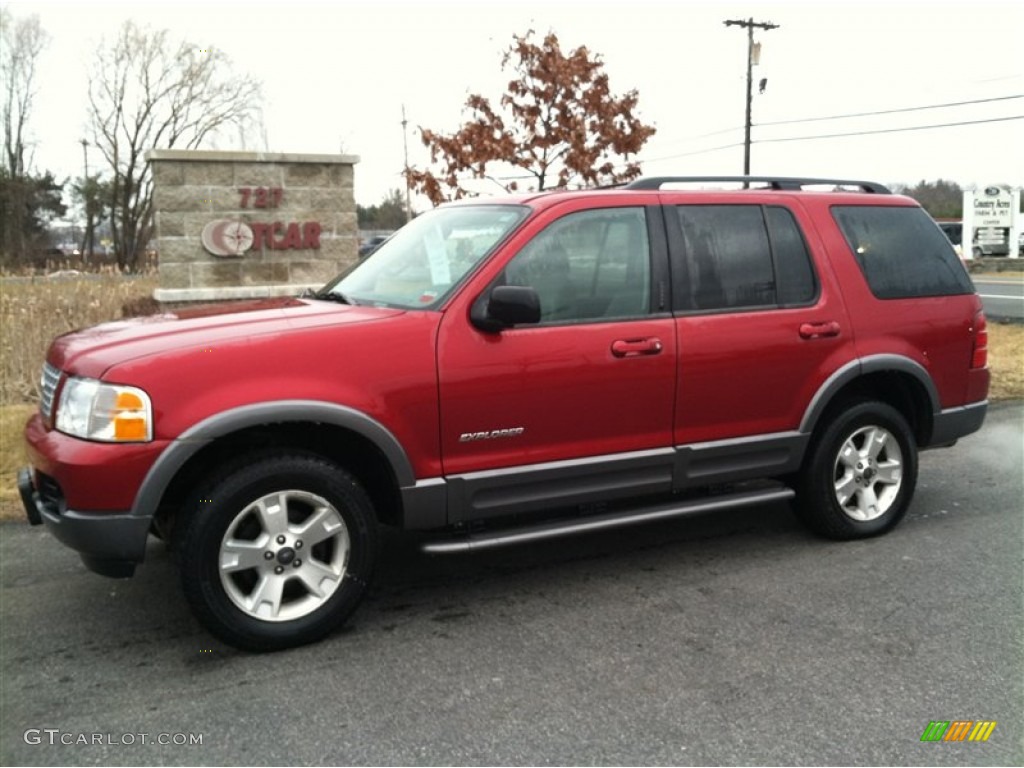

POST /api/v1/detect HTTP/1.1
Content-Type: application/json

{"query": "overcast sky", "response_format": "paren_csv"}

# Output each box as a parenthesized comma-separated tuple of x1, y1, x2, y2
(8, 0, 1024, 208)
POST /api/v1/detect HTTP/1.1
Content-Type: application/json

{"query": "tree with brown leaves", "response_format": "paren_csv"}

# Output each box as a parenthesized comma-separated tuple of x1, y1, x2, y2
(408, 30, 656, 206)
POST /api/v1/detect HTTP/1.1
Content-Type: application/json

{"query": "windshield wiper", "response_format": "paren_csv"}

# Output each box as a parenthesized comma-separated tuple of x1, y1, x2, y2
(309, 289, 358, 306)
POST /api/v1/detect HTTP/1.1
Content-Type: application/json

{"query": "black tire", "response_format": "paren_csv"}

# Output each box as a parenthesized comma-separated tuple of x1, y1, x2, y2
(179, 453, 377, 652)
(796, 400, 917, 540)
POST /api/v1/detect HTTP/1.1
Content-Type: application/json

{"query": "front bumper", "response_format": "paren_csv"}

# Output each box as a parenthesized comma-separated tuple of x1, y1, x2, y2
(20, 412, 164, 578)
(19, 467, 151, 578)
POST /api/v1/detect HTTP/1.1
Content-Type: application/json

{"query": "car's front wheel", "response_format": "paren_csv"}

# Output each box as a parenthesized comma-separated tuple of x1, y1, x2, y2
(796, 400, 918, 540)
(179, 454, 377, 651)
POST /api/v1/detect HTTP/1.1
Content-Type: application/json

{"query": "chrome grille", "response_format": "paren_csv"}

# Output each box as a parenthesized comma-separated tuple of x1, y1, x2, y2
(39, 362, 61, 419)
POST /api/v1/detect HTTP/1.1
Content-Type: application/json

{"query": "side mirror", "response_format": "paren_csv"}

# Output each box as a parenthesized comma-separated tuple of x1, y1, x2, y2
(471, 285, 541, 332)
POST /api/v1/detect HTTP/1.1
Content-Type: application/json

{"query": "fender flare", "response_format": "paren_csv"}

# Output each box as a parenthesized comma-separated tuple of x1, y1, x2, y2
(799, 355, 940, 435)
(130, 400, 415, 519)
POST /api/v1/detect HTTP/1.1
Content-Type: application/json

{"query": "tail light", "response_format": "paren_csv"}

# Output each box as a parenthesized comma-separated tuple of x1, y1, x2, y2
(970, 310, 987, 369)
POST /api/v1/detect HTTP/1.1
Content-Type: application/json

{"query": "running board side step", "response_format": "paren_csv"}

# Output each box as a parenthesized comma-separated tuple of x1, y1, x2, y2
(421, 487, 795, 554)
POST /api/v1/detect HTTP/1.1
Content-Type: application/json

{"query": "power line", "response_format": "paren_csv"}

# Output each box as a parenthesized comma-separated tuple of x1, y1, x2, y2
(643, 141, 746, 163)
(754, 114, 1024, 144)
(642, 114, 1023, 164)
(440, 114, 1024, 183)
(757, 94, 1024, 128)
(652, 94, 1024, 150)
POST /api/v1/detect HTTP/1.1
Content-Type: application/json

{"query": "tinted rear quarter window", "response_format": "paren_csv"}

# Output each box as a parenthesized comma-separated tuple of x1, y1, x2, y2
(766, 206, 817, 306)
(673, 204, 817, 312)
(832, 206, 973, 299)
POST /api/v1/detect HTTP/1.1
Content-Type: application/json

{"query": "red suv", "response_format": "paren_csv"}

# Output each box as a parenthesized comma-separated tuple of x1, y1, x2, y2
(19, 176, 989, 651)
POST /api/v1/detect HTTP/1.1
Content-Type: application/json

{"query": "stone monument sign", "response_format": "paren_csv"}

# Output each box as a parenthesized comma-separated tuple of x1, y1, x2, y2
(146, 150, 360, 302)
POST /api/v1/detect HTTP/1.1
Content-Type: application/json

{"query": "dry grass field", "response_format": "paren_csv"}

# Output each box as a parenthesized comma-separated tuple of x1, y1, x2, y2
(989, 320, 1024, 400)
(1, 272, 158, 516)
(0, 273, 1021, 520)
(1, 272, 159, 403)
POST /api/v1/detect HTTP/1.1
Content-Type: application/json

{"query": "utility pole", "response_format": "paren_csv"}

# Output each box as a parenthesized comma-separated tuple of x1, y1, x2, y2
(723, 18, 779, 179)
(79, 138, 95, 258)
(401, 105, 412, 223)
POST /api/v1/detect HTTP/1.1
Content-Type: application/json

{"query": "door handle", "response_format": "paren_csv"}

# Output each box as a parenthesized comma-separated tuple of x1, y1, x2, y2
(799, 321, 841, 340)
(611, 338, 663, 357)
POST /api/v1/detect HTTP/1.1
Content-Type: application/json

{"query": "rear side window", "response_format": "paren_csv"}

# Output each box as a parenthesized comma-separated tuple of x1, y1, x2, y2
(832, 206, 973, 299)
(672, 205, 817, 312)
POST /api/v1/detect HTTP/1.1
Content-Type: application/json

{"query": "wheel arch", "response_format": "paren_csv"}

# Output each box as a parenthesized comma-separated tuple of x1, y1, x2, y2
(135, 401, 415, 535)
(800, 356, 939, 446)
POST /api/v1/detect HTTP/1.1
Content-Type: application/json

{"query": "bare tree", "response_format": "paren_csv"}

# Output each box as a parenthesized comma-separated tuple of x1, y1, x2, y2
(1, 9, 50, 262)
(1, 8, 46, 177)
(88, 21, 262, 270)
(408, 30, 656, 205)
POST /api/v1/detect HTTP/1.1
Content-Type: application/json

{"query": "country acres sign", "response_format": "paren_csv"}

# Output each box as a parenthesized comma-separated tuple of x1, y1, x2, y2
(962, 184, 1021, 258)
(972, 185, 1013, 228)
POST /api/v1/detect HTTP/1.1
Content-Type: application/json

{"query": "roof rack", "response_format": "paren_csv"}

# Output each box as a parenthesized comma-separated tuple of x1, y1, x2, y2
(623, 176, 891, 194)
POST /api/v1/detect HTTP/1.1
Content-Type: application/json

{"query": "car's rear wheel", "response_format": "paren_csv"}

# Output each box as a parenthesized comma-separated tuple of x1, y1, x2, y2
(796, 400, 917, 540)
(179, 454, 377, 651)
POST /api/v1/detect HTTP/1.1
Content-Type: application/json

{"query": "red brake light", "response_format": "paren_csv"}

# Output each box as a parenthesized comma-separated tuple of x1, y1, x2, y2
(971, 311, 987, 369)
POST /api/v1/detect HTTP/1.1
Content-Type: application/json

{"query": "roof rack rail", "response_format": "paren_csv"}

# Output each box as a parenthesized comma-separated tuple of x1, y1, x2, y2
(624, 176, 891, 194)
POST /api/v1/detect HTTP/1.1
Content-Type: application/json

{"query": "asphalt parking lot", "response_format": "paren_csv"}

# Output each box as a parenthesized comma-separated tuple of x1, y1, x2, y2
(1, 403, 1021, 766)
(973, 275, 1024, 322)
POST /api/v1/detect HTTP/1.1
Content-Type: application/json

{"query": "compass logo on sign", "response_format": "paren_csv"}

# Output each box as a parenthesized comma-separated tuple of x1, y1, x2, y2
(201, 220, 254, 257)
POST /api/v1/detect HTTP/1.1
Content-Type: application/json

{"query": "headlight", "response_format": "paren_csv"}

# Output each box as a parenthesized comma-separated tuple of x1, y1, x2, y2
(55, 377, 153, 442)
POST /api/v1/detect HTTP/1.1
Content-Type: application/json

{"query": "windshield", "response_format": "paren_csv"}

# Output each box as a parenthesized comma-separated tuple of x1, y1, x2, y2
(321, 204, 528, 309)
